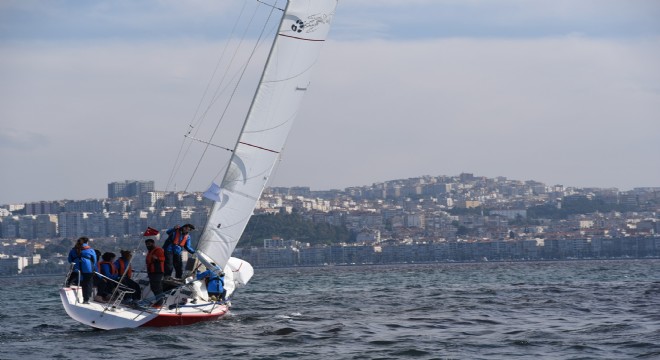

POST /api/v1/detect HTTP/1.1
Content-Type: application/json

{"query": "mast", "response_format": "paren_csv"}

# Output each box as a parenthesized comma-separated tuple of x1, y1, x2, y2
(195, 0, 338, 269)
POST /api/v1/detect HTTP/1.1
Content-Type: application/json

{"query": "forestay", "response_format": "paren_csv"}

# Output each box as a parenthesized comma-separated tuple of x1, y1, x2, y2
(196, 0, 338, 269)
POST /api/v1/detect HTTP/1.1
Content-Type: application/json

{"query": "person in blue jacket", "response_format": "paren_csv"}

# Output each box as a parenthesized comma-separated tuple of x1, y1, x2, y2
(162, 224, 196, 279)
(67, 237, 97, 304)
(196, 263, 226, 302)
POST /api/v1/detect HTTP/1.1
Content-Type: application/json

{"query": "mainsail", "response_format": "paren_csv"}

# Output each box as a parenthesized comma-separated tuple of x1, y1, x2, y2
(196, 0, 338, 269)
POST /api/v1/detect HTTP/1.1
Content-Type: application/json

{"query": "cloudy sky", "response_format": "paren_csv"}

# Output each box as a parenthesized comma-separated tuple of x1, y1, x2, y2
(1, 0, 659, 204)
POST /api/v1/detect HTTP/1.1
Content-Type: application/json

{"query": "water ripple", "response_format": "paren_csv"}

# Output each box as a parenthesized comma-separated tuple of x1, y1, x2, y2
(0, 260, 658, 360)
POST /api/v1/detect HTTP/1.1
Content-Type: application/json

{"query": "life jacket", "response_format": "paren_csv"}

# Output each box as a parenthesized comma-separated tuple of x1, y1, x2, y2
(146, 247, 165, 273)
(99, 260, 117, 279)
(172, 230, 190, 248)
(116, 258, 133, 278)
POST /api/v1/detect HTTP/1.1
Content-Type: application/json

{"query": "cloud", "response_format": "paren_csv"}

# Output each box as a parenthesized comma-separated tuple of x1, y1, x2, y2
(0, 0, 276, 42)
(274, 36, 660, 190)
(333, 0, 660, 40)
(0, 128, 49, 150)
(1, 0, 659, 204)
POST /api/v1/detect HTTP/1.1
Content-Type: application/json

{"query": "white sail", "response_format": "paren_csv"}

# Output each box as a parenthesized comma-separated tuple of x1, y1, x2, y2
(196, 0, 338, 269)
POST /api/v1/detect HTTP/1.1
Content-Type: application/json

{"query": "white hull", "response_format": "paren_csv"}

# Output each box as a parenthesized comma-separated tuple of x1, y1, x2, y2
(61, 257, 251, 329)
(60, 287, 156, 329)
(60, 285, 228, 330)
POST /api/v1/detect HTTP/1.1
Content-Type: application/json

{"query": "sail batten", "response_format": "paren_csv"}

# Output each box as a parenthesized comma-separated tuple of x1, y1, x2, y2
(197, 0, 338, 269)
(238, 141, 280, 153)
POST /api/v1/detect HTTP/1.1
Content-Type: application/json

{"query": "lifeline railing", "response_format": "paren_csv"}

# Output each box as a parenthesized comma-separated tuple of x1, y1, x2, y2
(94, 271, 136, 309)
(64, 265, 82, 303)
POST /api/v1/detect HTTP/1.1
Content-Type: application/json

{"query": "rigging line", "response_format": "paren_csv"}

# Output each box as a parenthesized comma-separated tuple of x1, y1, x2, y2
(164, 129, 192, 196)
(176, 6, 284, 187)
(185, 134, 234, 152)
(183, 3, 281, 194)
(205, 0, 288, 205)
(170, 2, 265, 196)
(199, 0, 284, 133)
(110, 253, 134, 301)
(164, 2, 250, 194)
(191, 3, 256, 131)
(256, 0, 285, 12)
(189, 1, 248, 128)
(197, 27, 266, 129)
(184, 8, 268, 187)
(208, 19, 281, 185)
(194, 15, 283, 139)
(198, 17, 285, 181)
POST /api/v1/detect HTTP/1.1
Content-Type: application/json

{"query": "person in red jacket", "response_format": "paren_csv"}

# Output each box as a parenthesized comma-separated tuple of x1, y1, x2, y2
(145, 238, 165, 302)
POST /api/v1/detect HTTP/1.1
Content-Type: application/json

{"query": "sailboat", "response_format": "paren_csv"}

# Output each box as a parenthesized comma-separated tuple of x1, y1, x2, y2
(59, 0, 338, 329)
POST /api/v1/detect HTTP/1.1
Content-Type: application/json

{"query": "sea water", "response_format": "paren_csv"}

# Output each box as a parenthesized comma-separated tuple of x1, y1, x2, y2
(1, 260, 659, 359)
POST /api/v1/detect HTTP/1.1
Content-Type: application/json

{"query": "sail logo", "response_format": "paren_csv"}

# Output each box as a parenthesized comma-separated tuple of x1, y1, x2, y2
(286, 12, 334, 35)
(306, 13, 334, 30)
(291, 19, 304, 33)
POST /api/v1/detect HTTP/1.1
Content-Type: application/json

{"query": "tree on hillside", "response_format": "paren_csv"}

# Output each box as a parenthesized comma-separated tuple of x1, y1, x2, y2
(240, 212, 353, 247)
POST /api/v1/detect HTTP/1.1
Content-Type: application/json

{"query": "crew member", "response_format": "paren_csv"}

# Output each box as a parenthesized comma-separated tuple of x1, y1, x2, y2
(98, 252, 118, 301)
(115, 249, 142, 301)
(67, 237, 97, 305)
(163, 224, 196, 279)
(196, 262, 226, 302)
(145, 238, 165, 304)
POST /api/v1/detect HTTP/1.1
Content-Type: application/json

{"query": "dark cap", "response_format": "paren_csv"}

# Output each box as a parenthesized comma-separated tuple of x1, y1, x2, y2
(182, 224, 195, 230)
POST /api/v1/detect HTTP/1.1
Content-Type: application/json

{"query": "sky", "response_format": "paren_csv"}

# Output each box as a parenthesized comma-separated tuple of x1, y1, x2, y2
(1, 0, 659, 204)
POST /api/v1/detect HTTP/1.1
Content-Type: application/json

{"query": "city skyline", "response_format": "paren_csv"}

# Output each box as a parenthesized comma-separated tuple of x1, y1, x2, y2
(2, 171, 657, 207)
(2, 0, 659, 204)
(4, 170, 657, 245)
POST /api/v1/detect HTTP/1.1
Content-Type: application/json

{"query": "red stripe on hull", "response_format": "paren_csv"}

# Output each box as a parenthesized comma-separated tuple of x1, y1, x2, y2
(140, 309, 228, 327)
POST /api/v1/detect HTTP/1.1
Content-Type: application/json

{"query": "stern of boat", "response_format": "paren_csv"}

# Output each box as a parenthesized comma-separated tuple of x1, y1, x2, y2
(60, 286, 157, 330)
